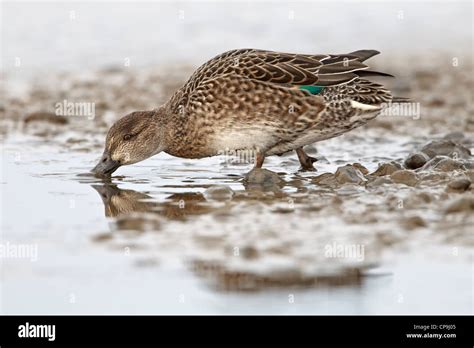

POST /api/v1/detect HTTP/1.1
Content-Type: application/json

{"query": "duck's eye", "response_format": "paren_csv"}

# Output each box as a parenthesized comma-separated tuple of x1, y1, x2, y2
(123, 134, 134, 141)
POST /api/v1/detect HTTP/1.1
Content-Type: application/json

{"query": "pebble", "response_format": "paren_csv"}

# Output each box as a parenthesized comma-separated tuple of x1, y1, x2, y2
(415, 192, 434, 203)
(243, 168, 284, 186)
(421, 140, 471, 159)
(464, 161, 474, 170)
(420, 156, 458, 171)
(404, 191, 434, 208)
(312, 173, 338, 187)
(240, 245, 259, 259)
(464, 170, 474, 182)
(367, 177, 393, 188)
(204, 185, 235, 201)
(351, 163, 369, 175)
(404, 152, 430, 169)
(443, 132, 473, 147)
(443, 132, 466, 142)
(401, 215, 427, 229)
(433, 158, 466, 172)
(371, 162, 402, 176)
(447, 178, 471, 192)
(419, 172, 448, 185)
(390, 170, 418, 186)
(335, 165, 367, 184)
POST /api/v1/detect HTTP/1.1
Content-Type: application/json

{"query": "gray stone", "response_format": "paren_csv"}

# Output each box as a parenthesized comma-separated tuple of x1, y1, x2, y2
(371, 162, 403, 176)
(367, 177, 393, 188)
(352, 163, 369, 175)
(465, 170, 474, 183)
(243, 168, 283, 186)
(335, 165, 367, 184)
(204, 185, 235, 201)
(312, 173, 338, 187)
(421, 156, 465, 172)
(419, 172, 449, 185)
(390, 170, 418, 186)
(463, 161, 474, 170)
(401, 215, 427, 229)
(442, 132, 473, 147)
(240, 245, 259, 259)
(404, 152, 430, 169)
(421, 140, 471, 159)
(447, 178, 471, 192)
(433, 158, 466, 172)
(443, 132, 466, 142)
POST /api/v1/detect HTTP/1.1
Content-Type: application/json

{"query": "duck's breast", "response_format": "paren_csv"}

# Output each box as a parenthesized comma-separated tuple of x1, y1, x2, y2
(211, 125, 279, 153)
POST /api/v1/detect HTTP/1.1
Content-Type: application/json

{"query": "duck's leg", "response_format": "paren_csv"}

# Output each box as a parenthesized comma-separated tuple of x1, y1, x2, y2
(295, 147, 317, 171)
(255, 151, 265, 168)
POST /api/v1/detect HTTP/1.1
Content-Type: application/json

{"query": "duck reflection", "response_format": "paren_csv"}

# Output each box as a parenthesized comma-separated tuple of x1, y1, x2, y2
(89, 181, 366, 291)
(92, 183, 211, 220)
(91, 167, 292, 221)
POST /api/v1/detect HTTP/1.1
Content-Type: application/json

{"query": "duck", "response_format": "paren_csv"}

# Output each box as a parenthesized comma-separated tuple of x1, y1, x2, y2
(92, 48, 406, 176)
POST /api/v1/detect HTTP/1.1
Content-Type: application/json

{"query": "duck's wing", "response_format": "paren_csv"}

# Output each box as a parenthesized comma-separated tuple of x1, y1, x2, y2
(170, 48, 390, 109)
(193, 48, 388, 87)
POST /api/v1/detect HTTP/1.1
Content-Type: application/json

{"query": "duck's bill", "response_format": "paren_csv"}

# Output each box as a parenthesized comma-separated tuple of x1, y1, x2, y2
(91, 157, 121, 176)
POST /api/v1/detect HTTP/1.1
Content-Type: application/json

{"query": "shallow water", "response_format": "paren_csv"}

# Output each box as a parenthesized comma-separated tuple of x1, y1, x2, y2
(1, 129, 472, 314)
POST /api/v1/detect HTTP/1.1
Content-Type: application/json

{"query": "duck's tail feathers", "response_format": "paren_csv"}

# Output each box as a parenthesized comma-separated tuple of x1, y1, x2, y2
(356, 70, 394, 78)
(348, 49, 380, 62)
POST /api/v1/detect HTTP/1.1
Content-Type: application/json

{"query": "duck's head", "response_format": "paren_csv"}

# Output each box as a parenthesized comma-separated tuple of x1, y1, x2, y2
(92, 110, 165, 176)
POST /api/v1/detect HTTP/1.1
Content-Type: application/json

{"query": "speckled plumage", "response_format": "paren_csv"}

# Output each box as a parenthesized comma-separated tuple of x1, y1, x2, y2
(162, 48, 394, 161)
(93, 48, 402, 176)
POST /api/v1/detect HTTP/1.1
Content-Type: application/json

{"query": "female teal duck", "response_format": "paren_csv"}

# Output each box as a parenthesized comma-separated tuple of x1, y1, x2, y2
(92, 48, 402, 176)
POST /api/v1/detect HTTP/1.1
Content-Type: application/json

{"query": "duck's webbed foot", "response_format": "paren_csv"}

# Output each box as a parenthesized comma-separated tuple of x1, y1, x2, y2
(295, 147, 317, 171)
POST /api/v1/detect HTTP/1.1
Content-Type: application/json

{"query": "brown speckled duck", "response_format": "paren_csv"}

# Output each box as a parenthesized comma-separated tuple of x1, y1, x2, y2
(92, 48, 404, 176)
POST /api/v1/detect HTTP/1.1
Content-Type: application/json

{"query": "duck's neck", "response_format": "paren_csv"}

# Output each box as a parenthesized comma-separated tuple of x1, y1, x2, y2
(147, 107, 170, 156)
(157, 101, 197, 158)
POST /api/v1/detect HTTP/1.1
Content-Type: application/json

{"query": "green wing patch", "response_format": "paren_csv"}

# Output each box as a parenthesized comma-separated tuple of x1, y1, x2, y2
(299, 85, 325, 95)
